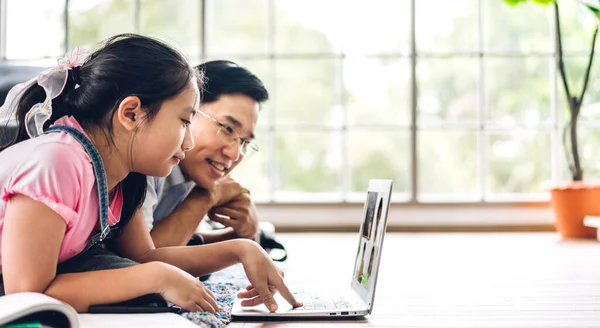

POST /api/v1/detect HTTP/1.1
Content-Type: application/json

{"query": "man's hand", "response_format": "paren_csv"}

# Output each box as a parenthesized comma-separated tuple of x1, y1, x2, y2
(206, 176, 248, 208)
(207, 192, 259, 239)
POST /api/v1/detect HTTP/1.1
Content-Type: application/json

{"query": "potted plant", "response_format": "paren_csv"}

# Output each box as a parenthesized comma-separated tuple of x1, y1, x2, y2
(503, 0, 600, 238)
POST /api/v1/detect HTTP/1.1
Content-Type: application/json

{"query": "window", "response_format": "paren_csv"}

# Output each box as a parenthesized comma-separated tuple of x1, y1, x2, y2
(68, 0, 136, 49)
(140, 0, 202, 59)
(3, 0, 599, 204)
(5, 0, 64, 60)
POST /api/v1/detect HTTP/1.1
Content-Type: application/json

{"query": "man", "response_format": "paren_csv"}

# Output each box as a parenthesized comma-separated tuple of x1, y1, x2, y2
(142, 60, 267, 249)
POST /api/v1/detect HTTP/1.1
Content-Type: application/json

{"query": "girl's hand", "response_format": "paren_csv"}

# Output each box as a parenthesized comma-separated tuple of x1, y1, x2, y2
(237, 241, 302, 312)
(155, 262, 218, 313)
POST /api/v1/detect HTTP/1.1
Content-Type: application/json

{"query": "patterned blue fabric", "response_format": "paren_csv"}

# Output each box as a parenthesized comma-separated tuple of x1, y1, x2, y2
(179, 264, 249, 327)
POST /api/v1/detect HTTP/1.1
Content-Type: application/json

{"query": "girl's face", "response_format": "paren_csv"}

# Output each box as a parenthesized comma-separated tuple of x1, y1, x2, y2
(132, 81, 199, 177)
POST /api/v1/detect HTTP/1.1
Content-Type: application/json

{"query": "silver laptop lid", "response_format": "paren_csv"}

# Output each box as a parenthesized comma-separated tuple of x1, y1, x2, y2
(350, 179, 393, 314)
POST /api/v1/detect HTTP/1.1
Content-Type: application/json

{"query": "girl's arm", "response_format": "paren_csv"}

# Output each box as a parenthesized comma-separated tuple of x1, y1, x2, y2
(2, 195, 168, 312)
(117, 208, 301, 311)
(45, 262, 167, 312)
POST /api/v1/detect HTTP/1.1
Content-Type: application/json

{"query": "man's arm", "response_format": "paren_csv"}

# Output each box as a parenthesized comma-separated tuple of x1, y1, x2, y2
(153, 189, 258, 246)
(195, 192, 260, 244)
(207, 192, 259, 240)
(141, 176, 160, 232)
(150, 187, 215, 248)
(146, 175, 252, 248)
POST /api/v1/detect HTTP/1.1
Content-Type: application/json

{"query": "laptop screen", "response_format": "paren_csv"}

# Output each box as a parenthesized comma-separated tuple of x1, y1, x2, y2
(351, 179, 393, 312)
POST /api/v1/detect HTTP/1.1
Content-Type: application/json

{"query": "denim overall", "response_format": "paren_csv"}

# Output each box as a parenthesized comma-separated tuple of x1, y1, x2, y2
(45, 125, 119, 250)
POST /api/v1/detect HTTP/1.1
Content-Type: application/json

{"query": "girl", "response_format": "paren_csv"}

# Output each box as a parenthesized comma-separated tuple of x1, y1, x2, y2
(0, 34, 299, 313)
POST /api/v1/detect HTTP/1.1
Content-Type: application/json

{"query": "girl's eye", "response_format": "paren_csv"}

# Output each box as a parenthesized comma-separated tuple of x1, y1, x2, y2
(182, 119, 191, 126)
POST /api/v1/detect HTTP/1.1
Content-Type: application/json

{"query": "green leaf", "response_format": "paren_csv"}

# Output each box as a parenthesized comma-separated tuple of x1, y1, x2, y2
(503, 0, 529, 6)
(582, 0, 600, 20)
(532, 0, 554, 5)
(502, 0, 554, 6)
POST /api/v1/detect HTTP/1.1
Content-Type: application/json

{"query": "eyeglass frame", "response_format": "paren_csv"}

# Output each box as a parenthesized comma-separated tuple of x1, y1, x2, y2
(197, 110, 259, 156)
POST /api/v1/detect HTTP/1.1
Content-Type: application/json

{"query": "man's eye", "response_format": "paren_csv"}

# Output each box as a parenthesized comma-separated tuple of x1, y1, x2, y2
(222, 125, 235, 134)
(182, 119, 191, 126)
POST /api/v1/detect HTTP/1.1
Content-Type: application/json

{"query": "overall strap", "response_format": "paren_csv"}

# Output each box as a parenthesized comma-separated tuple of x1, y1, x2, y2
(44, 126, 116, 250)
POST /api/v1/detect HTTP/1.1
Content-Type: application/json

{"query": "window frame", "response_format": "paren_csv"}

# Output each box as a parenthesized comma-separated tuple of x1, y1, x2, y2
(1, 0, 580, 207)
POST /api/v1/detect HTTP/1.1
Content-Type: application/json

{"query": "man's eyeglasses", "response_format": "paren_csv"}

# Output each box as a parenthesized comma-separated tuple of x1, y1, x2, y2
(197, 110, 259, 157)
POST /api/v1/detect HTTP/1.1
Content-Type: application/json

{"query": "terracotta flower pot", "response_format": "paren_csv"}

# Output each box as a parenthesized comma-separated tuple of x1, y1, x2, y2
(550, 183, 600, 239)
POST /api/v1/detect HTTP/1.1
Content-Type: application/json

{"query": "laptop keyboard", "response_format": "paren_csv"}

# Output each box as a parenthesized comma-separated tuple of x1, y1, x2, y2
(293, 292, 352, 310)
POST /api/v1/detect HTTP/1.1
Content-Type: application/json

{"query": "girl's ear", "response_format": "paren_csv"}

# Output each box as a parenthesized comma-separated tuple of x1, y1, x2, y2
(116, 96, 143, 132)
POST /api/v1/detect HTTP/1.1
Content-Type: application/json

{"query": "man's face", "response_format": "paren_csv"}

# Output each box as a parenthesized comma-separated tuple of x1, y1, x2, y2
(179, 93, 259, 189)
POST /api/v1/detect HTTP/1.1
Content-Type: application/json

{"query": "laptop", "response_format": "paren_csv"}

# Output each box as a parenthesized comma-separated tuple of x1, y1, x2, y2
(231, 179, 393, 319)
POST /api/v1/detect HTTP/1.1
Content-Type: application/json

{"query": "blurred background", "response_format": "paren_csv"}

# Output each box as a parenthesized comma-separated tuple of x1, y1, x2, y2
(2, 0, 599, 229)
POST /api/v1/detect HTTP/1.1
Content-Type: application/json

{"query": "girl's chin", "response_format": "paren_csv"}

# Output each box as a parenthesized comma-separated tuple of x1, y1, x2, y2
(151, 163, 176, 178)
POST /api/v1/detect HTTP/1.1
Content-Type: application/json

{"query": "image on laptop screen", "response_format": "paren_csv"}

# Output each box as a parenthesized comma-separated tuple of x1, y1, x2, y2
(352, 185, 390, 301)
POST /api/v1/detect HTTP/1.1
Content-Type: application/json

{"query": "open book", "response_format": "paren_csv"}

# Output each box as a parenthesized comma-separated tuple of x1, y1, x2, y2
(0, 292, 78, 328)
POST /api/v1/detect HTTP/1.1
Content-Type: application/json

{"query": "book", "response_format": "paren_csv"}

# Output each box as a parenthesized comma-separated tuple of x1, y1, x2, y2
(0, 293, 78, 328)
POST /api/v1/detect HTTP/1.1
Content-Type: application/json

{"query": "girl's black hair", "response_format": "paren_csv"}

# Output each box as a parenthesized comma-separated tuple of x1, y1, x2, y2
(2, 33, 200, 230)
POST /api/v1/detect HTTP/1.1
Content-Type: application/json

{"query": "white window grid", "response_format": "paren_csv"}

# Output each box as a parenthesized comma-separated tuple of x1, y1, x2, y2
(0, 0, 594, 204)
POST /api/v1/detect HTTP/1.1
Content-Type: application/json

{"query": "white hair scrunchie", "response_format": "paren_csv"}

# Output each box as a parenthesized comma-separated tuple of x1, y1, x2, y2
(0, 46, 89, 138)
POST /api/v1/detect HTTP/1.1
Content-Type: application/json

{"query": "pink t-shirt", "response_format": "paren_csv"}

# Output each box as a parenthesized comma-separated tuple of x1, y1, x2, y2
(0, 116, 123, 273)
